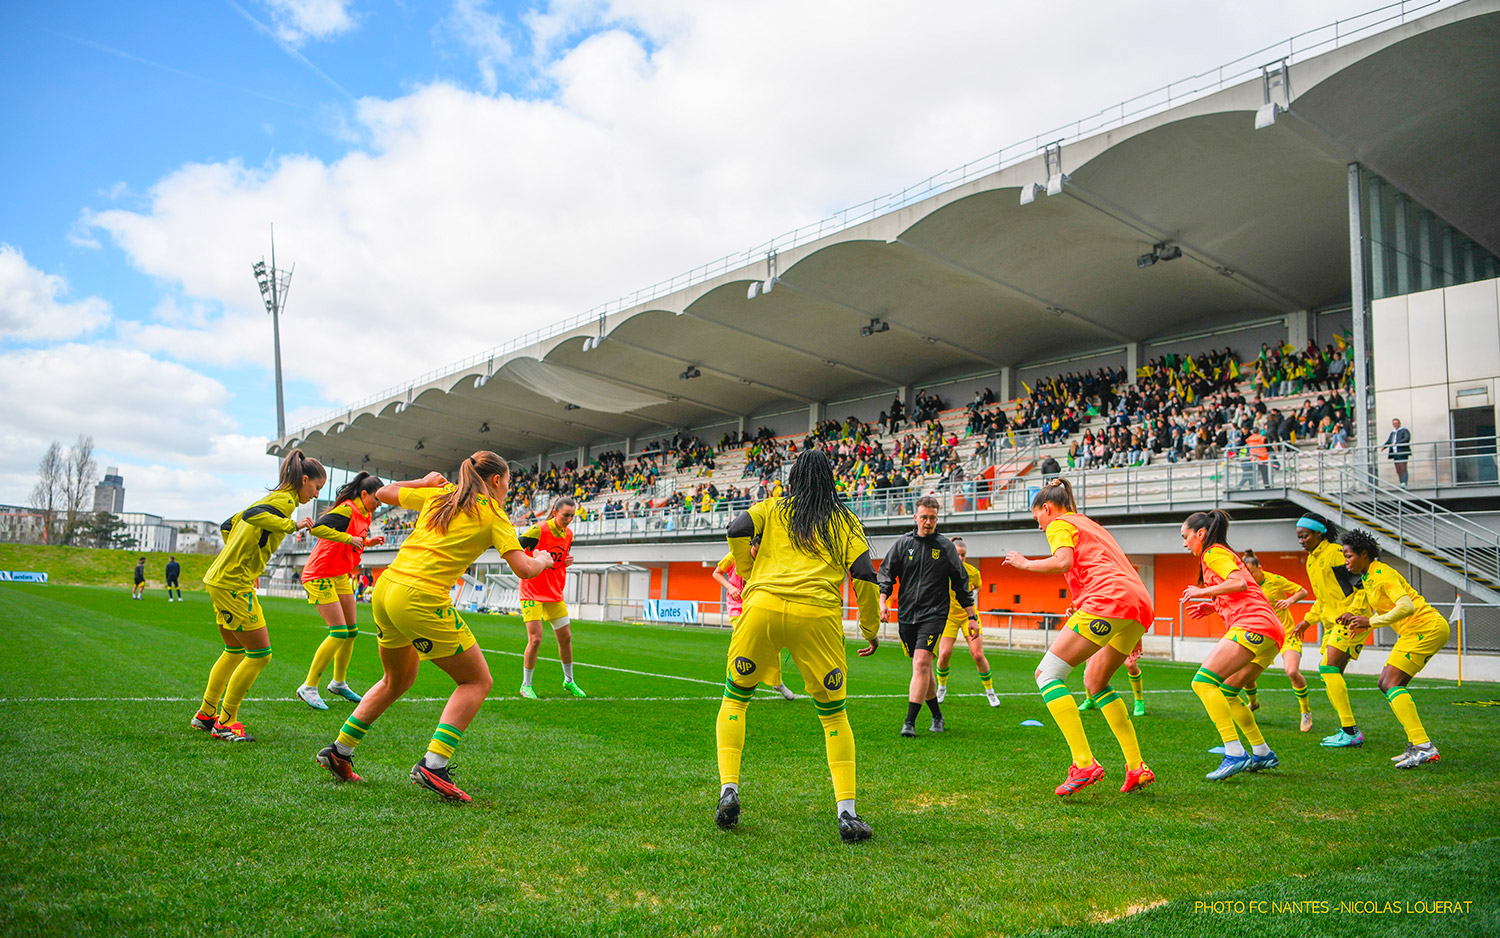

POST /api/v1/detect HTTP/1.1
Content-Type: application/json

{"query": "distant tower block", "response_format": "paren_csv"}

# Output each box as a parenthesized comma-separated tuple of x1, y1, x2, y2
(93, 466, 126, 514)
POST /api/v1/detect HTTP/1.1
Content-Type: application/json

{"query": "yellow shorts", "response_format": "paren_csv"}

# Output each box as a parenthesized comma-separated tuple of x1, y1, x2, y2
(1226, 626, 1280, 670)
(207, 585, 266, 633)
(726, 594, 847, 704)
(729, 612, 780, 686)
(1386, 620, 1451, 677)
(372, 578, 476, 661)
(941, 614, 979, 641)
(303, 574, 354, 605)
(1065, 611, 1146, 656)
(1280, 632, 1304, 656)
(1322, 623, 1370, 662)
(521, 599, 570, 625)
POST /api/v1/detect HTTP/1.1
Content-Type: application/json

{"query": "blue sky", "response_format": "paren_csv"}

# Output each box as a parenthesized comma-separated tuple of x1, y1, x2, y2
(0, 0, 1409, 521)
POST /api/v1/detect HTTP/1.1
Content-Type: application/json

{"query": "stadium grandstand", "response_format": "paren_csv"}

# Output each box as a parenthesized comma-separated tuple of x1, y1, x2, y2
(271, 0, 1500, 678)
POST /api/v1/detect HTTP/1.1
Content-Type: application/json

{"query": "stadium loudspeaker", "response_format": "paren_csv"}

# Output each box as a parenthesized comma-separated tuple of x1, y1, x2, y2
(1254, 103, 1283, 130)
(1046, 172, 1069, 197)
(1019, 183, 1044, 205)
(746, 281, 761, 299)
(762, 277, 777, 294)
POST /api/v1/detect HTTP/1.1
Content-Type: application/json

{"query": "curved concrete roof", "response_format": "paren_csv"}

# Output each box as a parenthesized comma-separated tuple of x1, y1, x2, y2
(273, 1, 1500, 479)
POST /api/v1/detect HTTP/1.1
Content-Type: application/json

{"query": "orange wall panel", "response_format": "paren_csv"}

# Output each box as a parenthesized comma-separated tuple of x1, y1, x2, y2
(666, 561, 723, 603)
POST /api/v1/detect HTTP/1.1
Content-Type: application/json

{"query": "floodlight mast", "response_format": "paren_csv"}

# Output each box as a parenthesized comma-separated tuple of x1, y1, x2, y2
(252, 225, 294, 440)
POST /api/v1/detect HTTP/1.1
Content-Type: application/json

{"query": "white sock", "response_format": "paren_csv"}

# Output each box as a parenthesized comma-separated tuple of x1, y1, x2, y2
(562, 662, 574, 682)
(522, 667, 534, 686)
(1224, 740, 1247, 757)
(837, 798, 856, 817)
(328, 680, 348, 690)
(424, 751, 449, 769)
(1252, 743, 1271, 756)
(333, 740, 353, 757)
(721, 782, 738, 796)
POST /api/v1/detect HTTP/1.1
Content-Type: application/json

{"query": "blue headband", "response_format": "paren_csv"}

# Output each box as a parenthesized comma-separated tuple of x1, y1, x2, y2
(1296, 517, 1327, 533)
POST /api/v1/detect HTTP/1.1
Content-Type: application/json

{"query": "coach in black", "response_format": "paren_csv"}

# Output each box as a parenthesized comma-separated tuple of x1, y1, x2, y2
(877, 495, 975, 737)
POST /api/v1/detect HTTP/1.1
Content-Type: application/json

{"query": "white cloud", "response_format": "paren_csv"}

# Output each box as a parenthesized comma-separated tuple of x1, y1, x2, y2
(262, 0, 357, 44)
(443, 0, 515, 93)
(82, 0, 1381, 437)
(0, 244, 112, 341)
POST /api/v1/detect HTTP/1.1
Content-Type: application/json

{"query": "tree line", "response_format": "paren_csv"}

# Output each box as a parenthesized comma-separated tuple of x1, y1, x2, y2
(19, 436, 137, 549)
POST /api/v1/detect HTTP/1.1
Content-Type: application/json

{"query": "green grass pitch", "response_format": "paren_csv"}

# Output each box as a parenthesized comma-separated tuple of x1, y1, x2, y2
(1, 583, 1497, 938)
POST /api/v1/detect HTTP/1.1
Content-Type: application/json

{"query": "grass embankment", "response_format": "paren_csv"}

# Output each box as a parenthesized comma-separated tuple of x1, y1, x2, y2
(0, 544, 217, 589)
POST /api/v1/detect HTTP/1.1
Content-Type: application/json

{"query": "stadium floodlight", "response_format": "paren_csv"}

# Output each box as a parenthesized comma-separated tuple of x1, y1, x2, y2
(1046, 172, 1069, 197)
(1019, 183, 1045, 206)
(762, 277, 777, 295)
(679, 366, 701, 380)
(746, 281, 762, 300)
(1254, 102, 1283, 130)
(1137, 252, 1157, 269)
(1157, 244, 1182, 261)
(860, 318, 890, 337)
(250, 227, 294, 439)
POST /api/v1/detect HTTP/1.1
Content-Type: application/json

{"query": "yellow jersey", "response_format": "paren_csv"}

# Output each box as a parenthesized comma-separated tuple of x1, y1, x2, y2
(381, 485, 522, 597)
(204, 488, 300, 592)
(1303, 539, 1356, 627)
(1349, 561, 1448, 637)
(1256, 570, 1302, 631)
(946, 563, 982, 625)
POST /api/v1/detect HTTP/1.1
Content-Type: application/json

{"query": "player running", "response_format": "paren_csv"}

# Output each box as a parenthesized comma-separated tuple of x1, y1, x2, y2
(1337, 530, 1450, 769)
(190, 449, 325, 742)
(1294, 513, 1365, 748)
(314, 454, 554, 802)
(132, 556, 146, 600)
(714, 449, 881, 843)
(1079, 636, 1146, 718)
(164, 556, 182, 602)
(518, 496, 587, 699)
(294, 472, 385, 710)
(1242, 549, 1313, 731)
(934, 537, 1000, 708)
(879, 497, 978, 737)
(1180, 510, 1284, 780)
(712, 540, 797, 700)
(1003, 479, 1154, 796)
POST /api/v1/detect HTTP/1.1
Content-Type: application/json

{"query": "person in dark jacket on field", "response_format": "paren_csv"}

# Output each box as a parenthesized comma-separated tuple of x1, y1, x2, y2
(877, 496, 976, 738)
(164, 556, 182, 602)
(132, 556, 147, 600)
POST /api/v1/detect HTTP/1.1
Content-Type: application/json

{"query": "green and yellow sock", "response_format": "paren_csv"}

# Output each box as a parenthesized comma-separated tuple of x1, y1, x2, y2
(1385, 686, 1429, 746)
(816, 701, 855, 802)
(978, 669, 993, 691)
(331, 629, 356, 683)
(200, 646, 244, 718)
(1192, 667, 1239, 747)
(717, 681, 754, 785)
(1319, 665, 1357, 729)
(306, 634, 340, 687)
(1294, 685, 1311, 714)
(1246, 685, 1259, 709)
(1095, 686, 1143, 770)
(428, 722, 464, 761)
(1040, 680, 1094, 768)
(1222, 686, 1266, 747)
(336, 714, 372, 753)
(935, 665, 950, 688)
(218, 645, 271, 725)
(1128, 669, 1144, 702)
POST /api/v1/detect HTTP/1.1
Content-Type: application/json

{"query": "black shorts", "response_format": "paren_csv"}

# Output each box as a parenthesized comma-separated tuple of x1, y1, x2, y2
(166, 577, 179, 588)
(898, 619, 944, 658)
(134, 576, 145, 586)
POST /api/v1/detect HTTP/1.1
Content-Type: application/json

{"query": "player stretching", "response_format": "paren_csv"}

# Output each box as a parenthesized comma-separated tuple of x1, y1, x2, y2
(880, 497, 977, 737)
(295, 472, 385, 710)
(190, 450, 325, 742)
(1079, 633, 1146, 717)
(518, 496, 586, 699)
(934, 537, 999, 708)
(1003, 479, 1154, 796)
(314, 454, 553, 802)
(1294, 514, 1365, 747)
(1242, 550, 1313, 731)
(1180, 511, 1284, 780)
(714, 449, 880, 842)
(1337, 530, 1449, 769)
(713, 540, 797, 700)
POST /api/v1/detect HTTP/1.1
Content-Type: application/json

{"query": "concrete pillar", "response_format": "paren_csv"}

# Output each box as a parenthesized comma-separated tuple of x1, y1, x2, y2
(1124, 343, 1142, 383)
(577, 445, 588, 467)
(1285, 310, 1309, 350)
(658, 564, 669, 600)
(625, 435, 637, 455)
(736, 415, 746, 437)
(537, 453, 545, 472)
(808, 401, 826, 433)
(1393, 194, 1411, 296)
(998, 367, 1013, 402)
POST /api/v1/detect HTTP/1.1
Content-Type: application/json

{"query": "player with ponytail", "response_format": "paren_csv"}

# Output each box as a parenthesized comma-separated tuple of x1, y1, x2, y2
(313, 452, 555, 803)
(1004, 478, 1156, 796)
(517, 495, 586, 698)
(1180, 510, 1285, 780)
(191, 449, 328, 742)
(294, 471, 389, 710)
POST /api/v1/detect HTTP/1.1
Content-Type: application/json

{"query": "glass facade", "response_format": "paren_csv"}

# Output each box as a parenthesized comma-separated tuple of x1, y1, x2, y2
(1360, 170, 1500, 301)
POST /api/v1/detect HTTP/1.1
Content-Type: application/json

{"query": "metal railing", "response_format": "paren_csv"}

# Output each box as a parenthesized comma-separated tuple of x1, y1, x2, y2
(284, 0, 1446, 440)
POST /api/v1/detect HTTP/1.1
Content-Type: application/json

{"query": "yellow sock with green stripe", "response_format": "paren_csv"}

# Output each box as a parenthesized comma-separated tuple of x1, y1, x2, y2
(306, 635, 340, 687)
(219, 646, 271, 725)
(1192, 667, 1243, 754)
(1319, 665, 1357, 731)
(1294, 685, 1311, 713)
(978, 669, 993, 691)
(1040, 680, 1094, 768)
(1095, 686, 1143, 770)
(934, 665, 950, 688)
(1385, 686, 1429, 745)
(200, 646, 244, 718)
(1222, 686, 1267, 750)
(331, 630, 356, 683)
(336, 714, 372, 755)
(1246, 685, 1259, 708)
(426, 722, 464, 767)
(717, 681, 754, 786)
(817, 701, 855, 802)
(1128, 670, 1144, 702)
